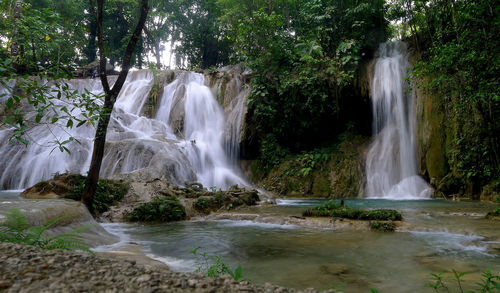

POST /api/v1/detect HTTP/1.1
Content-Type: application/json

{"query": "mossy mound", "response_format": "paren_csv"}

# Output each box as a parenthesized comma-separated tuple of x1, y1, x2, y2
(302, 200, 402, 221)
(20, 173, 129, 214)
(127, 196, 186, 222)
(486, 196, 500, 219)
(192, 186, 260, 214)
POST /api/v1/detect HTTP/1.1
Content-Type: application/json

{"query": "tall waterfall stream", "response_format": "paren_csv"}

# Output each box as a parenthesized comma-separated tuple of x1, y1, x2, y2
(0, 70, 247, 190)
(365, 42, 432, 199)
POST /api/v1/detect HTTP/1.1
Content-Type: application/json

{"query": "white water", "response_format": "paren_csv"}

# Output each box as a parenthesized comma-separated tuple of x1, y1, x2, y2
(0, 70, 247, 190)
(365, 42, 432, 199)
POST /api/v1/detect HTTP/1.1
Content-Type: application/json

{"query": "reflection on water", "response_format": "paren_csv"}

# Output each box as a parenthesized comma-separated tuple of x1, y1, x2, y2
(100, 199, 499, 293)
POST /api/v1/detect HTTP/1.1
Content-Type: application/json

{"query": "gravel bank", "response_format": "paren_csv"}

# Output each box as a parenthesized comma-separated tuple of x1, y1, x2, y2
(0, 243, 336, 293)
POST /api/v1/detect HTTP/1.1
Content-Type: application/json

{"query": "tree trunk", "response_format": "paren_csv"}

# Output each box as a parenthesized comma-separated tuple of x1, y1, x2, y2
(11, 0, 24, 73)
(82, 0, 149, 214)
(86, 16, 98, 63)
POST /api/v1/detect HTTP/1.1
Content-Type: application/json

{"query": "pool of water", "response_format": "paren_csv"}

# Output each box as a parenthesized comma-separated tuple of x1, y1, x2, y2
(98, 199, 500, 293)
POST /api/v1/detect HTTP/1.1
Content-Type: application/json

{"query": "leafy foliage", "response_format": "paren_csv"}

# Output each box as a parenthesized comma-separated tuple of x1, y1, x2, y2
(64, 175, 129, 214)
(190, 246, 243, 281)
(217, 0, 387, 168)
(127, 196, 186, 222)
(0, 209, 92, 253)
(428, 269, 500, 293)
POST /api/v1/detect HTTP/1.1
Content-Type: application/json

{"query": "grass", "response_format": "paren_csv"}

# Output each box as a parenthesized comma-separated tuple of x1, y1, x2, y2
(302, 200, 402, 221)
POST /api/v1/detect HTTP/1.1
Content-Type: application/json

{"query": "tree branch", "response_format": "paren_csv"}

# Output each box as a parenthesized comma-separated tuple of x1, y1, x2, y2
(110, 0, 149, 99)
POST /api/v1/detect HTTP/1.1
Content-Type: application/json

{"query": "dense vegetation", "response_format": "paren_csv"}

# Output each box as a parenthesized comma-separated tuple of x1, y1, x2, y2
(1, 0, 498, 197)
(387, 0, 500, 196)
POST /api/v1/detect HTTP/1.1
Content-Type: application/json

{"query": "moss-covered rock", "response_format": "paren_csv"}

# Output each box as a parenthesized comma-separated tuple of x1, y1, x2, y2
(302, 200, 402, 221)
(254, 134, 369, 198)
(413, 52, 499, 200)
(20, 174, 129, 215)
(192, 186, 260, 214)
(369, 221, 396, 232)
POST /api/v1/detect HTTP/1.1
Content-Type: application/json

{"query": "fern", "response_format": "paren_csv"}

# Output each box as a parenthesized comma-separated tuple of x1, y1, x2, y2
(0, 209, 93, 254)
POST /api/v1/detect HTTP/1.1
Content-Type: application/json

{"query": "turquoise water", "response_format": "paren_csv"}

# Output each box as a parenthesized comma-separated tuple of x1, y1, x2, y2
(99, 199, 500, 293)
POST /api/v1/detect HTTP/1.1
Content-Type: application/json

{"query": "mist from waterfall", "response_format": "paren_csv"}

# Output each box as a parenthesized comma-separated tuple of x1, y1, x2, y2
(365, 42, 432, 199)
(0, 70, 247, 190)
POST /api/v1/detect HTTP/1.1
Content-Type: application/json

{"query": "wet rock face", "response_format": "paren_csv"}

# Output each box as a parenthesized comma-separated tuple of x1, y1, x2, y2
(255, 134, 369, 198)
(0, 243, 336, 293)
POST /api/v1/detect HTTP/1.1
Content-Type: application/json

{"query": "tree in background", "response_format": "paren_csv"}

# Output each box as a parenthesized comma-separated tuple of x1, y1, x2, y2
(173, 0, 232, 69)
(81, 0, 149, 213)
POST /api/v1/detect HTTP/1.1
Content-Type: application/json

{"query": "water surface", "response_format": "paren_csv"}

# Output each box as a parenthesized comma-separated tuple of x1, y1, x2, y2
(99, 199, 500, 292)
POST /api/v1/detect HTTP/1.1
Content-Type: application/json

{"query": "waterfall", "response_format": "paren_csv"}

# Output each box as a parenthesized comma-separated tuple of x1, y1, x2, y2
(0, 70, 247, 190)
(365, 42, 432, 199)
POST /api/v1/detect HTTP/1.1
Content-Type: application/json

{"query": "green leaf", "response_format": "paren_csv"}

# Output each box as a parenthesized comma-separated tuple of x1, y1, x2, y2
(66, 119, 73, 128)
(6, 98, 13, 108)
(35, 113, 43, 123)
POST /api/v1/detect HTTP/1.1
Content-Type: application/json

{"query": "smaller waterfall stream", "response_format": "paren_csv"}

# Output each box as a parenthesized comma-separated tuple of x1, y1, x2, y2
(365, 42, 432, 199)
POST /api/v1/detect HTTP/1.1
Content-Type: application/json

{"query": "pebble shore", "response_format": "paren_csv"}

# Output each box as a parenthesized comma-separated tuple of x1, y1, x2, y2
(0, 243, 336, 293)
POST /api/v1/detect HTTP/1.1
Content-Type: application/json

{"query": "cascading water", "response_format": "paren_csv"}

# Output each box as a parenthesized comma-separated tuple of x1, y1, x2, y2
(0, 70, 247, 190)
(365, 42, 432, 199)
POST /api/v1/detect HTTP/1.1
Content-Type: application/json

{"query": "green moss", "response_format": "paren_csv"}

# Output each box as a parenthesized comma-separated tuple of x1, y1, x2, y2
(369, 221, 396, 232)
(193, 190, 260, 214)
(303, 201, 402, 221)
(128, 196, 186, 222)
(257, 134, 368, 198)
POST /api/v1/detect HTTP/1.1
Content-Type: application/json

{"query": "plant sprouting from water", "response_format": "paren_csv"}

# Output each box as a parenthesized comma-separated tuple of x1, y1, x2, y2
(427, 269, 500, 293)
(0, 209, 93, 253)
(190, 246, 243, 281)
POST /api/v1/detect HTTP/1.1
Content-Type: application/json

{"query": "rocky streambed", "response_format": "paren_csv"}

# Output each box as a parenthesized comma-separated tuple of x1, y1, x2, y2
(0, 243, 335, 293)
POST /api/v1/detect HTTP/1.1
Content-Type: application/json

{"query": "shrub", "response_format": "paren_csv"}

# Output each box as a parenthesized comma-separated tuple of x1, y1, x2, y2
(0, 209, 92, 253)
(128, 196, 186, 222)
(369, 221, 396, 232)
(303, 201, 402, 221)
(65, 177, 129, 214)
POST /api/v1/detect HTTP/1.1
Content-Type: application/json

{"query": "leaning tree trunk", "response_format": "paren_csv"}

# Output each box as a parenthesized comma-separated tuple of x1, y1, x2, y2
(82, 0, 149, 213)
